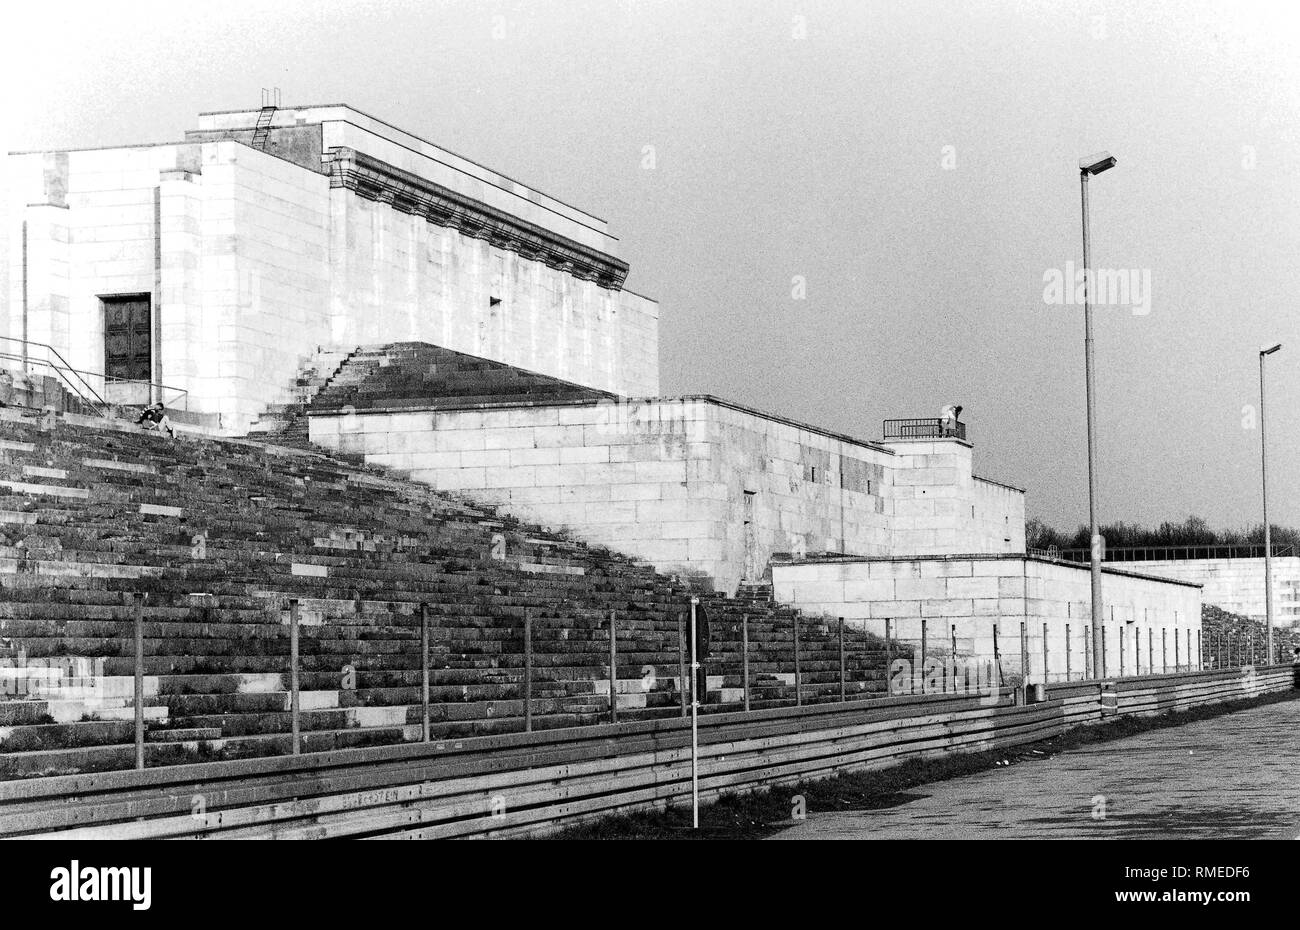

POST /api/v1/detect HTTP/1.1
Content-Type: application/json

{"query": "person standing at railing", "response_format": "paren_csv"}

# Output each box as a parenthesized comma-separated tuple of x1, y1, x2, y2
(940, 404, 963, 437)
(135, 402, 175, 440)
(0, 369, 12, 408)
(1292, 646, 1300, 689)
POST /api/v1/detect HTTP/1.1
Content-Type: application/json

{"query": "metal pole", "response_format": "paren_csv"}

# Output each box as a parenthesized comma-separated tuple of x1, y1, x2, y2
(1084, 626, 1091, 679)
(1261, 349, 1276, 664)
(885, 618, 894, 692)
(1082, 168, 1105, 682)
(742, 613, 750, 712)
(689, 598, 700, 830)
(838, 617, 846, 702)
(421, 603, 430, 741)
(1196, 629, 1202, 671)
(793, 612, 801, 706)
(993, 623, 1001, 686)
(920, 618, 928, 695)
(951, 623, 958, 693)
(1162, 627, 1167, 674)
(1066, 622, 1072, 681)
(1043, 623, 1049, 683)
(290, 598, 300, 754)
(1119, 622, 1125, 676)
(1019, 621, 1027, 684)
(608, 610, 618, 724)
(523, 608, 532, 733)
(1101, 625, 1107, 678)
(1175, 626, 1181, 671)
(134, 592, 145, 771)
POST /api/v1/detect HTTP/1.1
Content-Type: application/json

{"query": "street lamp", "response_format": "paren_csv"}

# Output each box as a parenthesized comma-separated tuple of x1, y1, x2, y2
(1260, 342, 1281, 664)
(1079, 151, 1116, 678)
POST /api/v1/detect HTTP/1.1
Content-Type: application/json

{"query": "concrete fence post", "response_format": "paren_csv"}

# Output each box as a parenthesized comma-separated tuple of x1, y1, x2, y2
(1019, 622, 1027, 684)
(523, 608, 532, 733)
(608, 610, 618, 724)
(1084, 626, 1091, 679)
(838, 617, 847, 703)
(289, 598, 300, 755)
(793, 613, 802, 707)
(1175, 626, 1181, 671)
(1119, 624, 1125, 677)
(1162, 628, 1168, 674)
(134, 592, 145, 771)
(742, 613, 751, 712)
(1042, 623, 1049, 683)
(421, 603, 430, 741)
(1101, 626, 1107, 678)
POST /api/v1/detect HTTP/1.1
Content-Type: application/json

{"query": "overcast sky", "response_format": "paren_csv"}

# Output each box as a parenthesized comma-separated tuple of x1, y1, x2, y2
(2, 0, 1298, 533)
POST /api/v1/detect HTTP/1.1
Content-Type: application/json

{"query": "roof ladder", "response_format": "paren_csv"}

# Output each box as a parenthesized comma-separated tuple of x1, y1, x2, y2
(251, 87, 280, 151)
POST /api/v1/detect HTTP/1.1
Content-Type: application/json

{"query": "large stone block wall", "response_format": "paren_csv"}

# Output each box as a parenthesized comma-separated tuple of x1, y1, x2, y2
(309, 398, 1027, 595)
(879, 439, 1025, 556)
(772, 556, 1203, 682)
(310, 397, 899, 592)
(1116, 557, 1300, 628)
(327, 190, 657, 395)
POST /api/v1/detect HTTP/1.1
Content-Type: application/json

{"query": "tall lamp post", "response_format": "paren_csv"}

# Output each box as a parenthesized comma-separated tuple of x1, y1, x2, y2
(1260, 342, 1281, 664)
(1079, 152, 1117, 678)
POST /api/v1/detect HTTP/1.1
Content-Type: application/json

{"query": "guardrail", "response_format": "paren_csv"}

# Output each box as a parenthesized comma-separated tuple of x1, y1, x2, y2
(1056, 544, 1295, 562)
(1, 663, 1291, 839)
(883, 417, 966, 441)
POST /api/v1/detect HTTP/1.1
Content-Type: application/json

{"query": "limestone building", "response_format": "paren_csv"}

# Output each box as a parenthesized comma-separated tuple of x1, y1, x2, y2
(5, 104, 658, 432)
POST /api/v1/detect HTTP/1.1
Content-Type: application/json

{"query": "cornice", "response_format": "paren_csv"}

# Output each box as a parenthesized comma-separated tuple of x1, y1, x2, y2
(324, 147, 629, 290)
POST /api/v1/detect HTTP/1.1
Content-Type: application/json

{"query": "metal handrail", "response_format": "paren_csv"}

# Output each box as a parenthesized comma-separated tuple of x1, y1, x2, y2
(0, 335, 110, 412)
(1056, 544, 1296, 563)
(883, 418, 967, 441)
(0, 341, 189, 414)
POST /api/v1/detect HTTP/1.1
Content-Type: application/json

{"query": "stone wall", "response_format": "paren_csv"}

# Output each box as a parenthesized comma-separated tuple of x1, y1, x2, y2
(1115, 556, 1300, 628)
(771, 555, 1203, 682)
(309, 396, 1026, 595)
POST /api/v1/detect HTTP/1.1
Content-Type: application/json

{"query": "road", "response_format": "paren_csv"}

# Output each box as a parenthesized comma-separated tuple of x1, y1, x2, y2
(772, 697, 1300, 839)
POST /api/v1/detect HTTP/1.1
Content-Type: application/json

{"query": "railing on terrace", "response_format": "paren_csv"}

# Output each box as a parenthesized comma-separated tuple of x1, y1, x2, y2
(0, 337, 188, 413)
(883, 417, 966, 441)
(1055, 544, 1296, 563)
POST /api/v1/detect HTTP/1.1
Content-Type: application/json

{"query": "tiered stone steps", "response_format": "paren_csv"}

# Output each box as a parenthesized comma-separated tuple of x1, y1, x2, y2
(309, 342, 616, 413)
(0, 406, 906, 779)
(246, 348, 356, 443)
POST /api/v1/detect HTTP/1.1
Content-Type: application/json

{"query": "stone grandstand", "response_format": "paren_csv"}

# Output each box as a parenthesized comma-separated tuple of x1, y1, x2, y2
(0, 399, 902, 779)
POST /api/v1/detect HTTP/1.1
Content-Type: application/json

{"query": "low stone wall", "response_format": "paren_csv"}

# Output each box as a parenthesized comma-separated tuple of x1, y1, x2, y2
(772, 555, 1204, 682)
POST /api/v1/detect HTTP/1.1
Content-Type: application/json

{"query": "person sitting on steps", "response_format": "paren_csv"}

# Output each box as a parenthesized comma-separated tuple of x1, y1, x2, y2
(135, 402, 175, 439)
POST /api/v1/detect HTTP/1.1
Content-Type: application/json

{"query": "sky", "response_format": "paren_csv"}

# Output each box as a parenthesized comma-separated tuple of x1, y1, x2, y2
(2, 0, 1298, 533)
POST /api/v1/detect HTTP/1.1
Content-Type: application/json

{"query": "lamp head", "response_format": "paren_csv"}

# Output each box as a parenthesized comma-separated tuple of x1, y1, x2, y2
(1261, 343, 1282, 356)
(1079, 151, 1117, 175)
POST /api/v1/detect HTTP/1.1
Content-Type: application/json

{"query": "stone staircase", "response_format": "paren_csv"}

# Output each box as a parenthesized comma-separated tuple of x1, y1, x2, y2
(309, 341, 617, 413)
(0, 406, 907, 779)
(246, 348, 356, 443)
